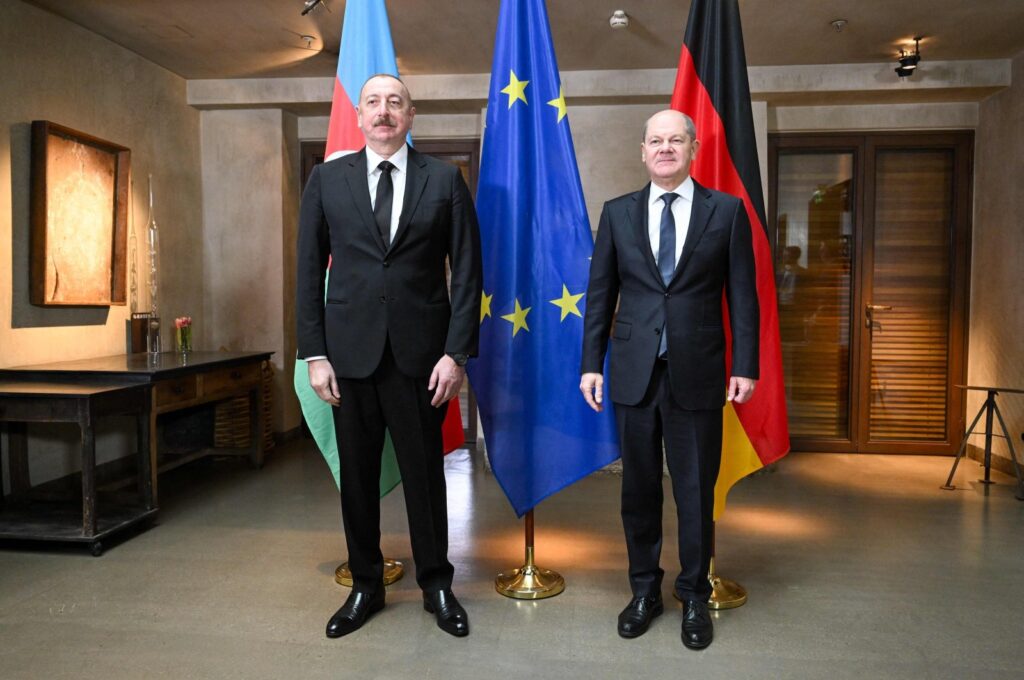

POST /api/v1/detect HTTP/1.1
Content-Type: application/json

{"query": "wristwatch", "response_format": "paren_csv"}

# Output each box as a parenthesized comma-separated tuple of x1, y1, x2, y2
(448, 352, 469, 366)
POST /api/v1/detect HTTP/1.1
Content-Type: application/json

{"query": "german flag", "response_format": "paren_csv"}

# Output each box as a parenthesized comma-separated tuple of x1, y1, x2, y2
(670, 0, 790, 519)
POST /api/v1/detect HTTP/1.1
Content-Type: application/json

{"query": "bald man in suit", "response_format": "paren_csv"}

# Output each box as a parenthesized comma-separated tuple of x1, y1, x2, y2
(580, 110, 758, 650)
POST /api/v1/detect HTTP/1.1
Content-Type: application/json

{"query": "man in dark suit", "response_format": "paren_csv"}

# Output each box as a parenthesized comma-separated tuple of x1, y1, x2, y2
(580, 109, 758, 650)
(296, 74, 482, 639)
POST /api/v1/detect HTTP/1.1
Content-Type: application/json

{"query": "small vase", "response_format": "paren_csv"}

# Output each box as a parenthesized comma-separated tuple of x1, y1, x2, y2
(175, 326, 192, 354)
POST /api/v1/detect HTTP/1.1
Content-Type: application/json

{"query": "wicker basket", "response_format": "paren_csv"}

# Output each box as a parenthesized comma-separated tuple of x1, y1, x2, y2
(213, 359, 274, 453)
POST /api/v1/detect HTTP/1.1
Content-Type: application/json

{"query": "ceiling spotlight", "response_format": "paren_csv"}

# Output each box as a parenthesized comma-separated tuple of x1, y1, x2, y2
(895, 37, 922, 78)
(830, 19, 847, 33)
(609, 10, 629, 29)
(300, 34, 316, 49)
(301, 0, 330, 16)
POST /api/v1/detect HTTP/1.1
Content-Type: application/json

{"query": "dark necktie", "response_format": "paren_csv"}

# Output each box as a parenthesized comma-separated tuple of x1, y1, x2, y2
(657, 192, 678, 357)
(374, 160, 395, 248)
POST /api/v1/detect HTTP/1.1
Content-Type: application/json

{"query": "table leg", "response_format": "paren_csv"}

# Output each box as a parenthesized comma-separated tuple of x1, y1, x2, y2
(148, 387, 159, 507)
(942, 399, 987, 490)
(980, 391, 996, 485)
(990, 400, 1024, 501)
(80, 410, 97, 538)
(248, 383, 264, 469)
(137, 402, 154, 511)
(7, 422, 31, 497)
(0, 424, 5, 508)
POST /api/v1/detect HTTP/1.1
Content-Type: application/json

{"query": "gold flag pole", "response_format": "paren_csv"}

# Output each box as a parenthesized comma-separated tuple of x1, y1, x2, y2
(495, 509, 564, 599)
(335, 559, 404, 587)
(673, 522, 747, 609)
(707, 556, 747, 609)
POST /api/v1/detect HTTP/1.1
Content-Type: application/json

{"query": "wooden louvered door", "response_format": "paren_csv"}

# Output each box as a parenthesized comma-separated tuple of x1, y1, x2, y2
(856, 135, 971, 453)
(770, 133, 972, 454)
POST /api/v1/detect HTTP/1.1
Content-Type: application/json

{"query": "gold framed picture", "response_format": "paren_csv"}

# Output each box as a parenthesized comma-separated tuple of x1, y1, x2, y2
(30, 120, 130, 306)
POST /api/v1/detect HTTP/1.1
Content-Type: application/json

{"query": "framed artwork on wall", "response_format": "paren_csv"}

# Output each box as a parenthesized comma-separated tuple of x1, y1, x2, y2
(30, 120, 130, 306)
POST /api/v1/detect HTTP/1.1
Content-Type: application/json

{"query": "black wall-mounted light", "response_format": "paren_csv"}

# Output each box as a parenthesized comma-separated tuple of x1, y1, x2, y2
(895, 37, 922, 78)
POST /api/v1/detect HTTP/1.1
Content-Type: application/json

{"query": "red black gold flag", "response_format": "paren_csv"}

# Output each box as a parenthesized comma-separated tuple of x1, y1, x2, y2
(671, 0, 790, 518)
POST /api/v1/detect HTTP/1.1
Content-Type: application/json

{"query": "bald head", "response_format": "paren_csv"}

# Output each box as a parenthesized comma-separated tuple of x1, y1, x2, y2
(642, 110, 696, 143)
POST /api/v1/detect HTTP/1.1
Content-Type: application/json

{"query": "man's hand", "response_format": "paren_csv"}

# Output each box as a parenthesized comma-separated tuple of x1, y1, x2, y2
(580, 372, 605, 412)
(727, 376, 757, 404)
(429, 355, 465, 407)
(308, 359, 340, 406)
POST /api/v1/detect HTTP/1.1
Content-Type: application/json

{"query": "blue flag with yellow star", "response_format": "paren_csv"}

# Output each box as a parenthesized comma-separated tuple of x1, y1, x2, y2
(469, 0, 620, 517)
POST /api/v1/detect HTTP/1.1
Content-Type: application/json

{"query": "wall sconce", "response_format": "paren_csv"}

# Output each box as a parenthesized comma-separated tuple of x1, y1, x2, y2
(895, 37, 921, 78)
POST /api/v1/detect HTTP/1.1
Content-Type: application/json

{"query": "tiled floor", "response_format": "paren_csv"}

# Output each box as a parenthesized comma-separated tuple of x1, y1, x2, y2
(1, 442, 1022, 679)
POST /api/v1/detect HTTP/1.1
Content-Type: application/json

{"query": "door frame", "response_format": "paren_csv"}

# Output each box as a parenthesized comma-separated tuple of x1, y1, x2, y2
(769, 131, 973, 455)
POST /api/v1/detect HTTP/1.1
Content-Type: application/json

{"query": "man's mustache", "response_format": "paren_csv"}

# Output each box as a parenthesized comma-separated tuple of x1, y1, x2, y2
(372, 116, 397, 128)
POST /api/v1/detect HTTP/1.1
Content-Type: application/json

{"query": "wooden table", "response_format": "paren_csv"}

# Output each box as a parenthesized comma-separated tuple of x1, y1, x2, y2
(0, 351, 273, 507)
(0, 381, 155, 555)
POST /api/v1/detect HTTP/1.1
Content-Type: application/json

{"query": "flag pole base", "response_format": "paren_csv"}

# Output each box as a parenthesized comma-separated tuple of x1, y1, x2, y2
(672, 558, 747, 609)
(335, 558, 404, 588)
(495, 547, 564, 600)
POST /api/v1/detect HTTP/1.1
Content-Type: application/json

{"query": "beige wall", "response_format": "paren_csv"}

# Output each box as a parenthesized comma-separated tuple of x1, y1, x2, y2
(0, 0, 203, 366)
(199, 108, 301, 433)
(968, 50, 1024, 469)
(0, 0, 204, 487)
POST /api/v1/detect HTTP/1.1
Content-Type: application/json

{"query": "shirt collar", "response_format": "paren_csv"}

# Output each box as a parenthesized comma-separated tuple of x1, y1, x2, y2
(649, 176, 693, 206)
(366, 143, 408, 176)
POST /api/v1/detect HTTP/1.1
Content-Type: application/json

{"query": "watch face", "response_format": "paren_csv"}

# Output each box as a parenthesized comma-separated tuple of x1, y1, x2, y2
(451, 353, 469, 366)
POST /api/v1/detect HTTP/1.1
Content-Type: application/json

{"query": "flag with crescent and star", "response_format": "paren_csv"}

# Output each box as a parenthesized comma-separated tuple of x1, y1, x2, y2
(469, 0, 619, 517)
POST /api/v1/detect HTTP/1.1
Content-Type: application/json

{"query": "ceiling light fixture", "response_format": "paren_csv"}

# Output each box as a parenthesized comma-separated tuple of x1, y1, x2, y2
(895, 37, 922, 78)
(830, 19, 847, 33)
(301, 0, 330, 16)
(609, 10, 629, 29)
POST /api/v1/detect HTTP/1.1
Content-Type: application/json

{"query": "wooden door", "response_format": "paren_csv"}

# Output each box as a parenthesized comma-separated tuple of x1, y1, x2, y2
(770, 133, 972, 454)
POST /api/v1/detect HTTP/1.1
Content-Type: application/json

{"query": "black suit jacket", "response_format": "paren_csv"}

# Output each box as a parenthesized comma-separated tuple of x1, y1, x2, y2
(581, 180, 758, 409)
(296, 146, 482, 379)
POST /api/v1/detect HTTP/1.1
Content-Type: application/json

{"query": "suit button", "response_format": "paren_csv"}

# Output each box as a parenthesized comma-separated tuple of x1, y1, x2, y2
(379, 296, 387, 303)
(383, 261, 389, 268)
(664, 293, 670, 298)
(654, 328, 661, 335)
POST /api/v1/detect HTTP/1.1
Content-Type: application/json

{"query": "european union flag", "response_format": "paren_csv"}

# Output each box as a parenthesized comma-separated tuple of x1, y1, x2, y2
(469, 0, 620, 517)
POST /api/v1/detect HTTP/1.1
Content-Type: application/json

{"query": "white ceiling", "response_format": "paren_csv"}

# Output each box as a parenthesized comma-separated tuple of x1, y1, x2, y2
(23, 0, 1024, 80)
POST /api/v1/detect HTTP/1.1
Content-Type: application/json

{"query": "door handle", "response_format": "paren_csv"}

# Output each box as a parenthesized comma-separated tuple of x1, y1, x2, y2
(865, 304, 894, 328)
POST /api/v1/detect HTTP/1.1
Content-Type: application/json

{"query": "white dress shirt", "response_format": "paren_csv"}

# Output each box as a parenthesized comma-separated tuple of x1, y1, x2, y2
(647, 176, 694, 269)
(366, 143, 408, 243)
(305, 144, 409, 363)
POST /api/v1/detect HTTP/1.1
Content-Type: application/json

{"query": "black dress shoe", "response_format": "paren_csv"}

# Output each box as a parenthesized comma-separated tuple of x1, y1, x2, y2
(617, 595, 664, 638)
(423, 589, 469, 637)
(326, 589, 385, 638)
(681, 599, 713, 649)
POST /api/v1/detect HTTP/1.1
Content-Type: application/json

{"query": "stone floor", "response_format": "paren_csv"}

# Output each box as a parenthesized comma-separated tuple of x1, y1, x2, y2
(1, 441, 1022, 679)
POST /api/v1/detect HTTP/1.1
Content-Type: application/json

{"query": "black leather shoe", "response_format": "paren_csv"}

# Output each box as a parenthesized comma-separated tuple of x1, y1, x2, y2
(681, 599, 713, 649)
(617, 595, 664, 638)
(326, 589, 385, 638)
(423, 589, 470, 637)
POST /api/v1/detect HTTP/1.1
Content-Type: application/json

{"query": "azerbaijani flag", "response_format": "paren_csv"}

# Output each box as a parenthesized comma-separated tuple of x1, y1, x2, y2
(295, 0, 464, 497)
(670, 0, 790, 519)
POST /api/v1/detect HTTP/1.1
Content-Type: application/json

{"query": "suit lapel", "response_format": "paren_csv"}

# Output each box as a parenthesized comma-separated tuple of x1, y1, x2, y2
(343, 149, 386, 253)
(388, 145, 428, 254)
(671, 179, 716, 284)
(628, 184, 664, 286)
